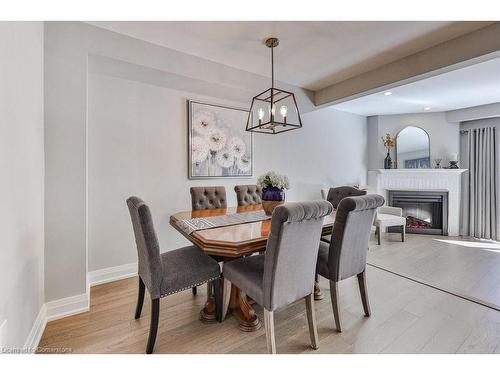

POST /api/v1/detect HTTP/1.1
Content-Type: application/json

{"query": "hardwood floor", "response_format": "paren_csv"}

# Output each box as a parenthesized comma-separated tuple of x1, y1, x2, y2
(368, 233, 500, 309)
(38, 233, 500, 354)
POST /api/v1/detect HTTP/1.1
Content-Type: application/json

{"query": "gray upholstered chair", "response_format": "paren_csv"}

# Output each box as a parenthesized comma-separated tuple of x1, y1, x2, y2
(223, 201, 333, 354)
(127, 197, 222, 354)
(316, 194, 384, 332)
(234, 185, 262, 206)
(189, 186, 227, 295)
(190, 186, 227, 210)
(326, 186, 367, 209)
(321, 186, 367, 243)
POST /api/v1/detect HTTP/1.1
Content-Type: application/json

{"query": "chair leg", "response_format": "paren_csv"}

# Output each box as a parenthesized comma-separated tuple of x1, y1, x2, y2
(263, 309, 277, 354)
(329, 280, 342, 332)
(192, 286, 197, 295)
(146, 298, 160, 354)
(401, 225, 406, 242)
(357, 271, 371, 317)
(222, 278, 232, 321)
(305, 294, 319, 350)
(213, 278, 222, 323)
(135, 277, 145, 319)
(377, 226, 381, 245)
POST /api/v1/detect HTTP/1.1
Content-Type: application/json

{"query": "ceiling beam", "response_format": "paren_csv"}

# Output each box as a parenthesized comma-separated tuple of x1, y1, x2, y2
(314, 22, 500, 107)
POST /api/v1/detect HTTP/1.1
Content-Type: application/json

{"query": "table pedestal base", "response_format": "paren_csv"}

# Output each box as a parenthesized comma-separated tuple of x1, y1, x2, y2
(231, 288, 261, 332)
(199, 279, 262, 331)
(199, 282, 218, 323)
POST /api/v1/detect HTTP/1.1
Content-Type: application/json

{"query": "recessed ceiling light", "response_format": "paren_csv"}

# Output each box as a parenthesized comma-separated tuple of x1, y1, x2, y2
(424, 107, 431, 111)
(383, 91, 392, 96)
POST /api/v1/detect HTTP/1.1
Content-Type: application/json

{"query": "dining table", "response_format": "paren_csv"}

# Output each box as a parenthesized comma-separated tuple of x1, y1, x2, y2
(169, 203, 336, 332)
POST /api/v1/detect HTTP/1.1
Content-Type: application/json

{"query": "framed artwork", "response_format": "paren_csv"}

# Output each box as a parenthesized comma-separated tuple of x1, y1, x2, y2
(188, 100, 253, 179)
(405, 157, 431, 169)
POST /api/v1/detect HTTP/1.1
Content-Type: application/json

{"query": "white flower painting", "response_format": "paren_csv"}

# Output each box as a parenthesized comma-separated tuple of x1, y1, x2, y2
(193, 110, 216, 135)
(191, 136, 210, 163)
(226, 136, 246, 158)
(207, 128, 227, 152)
(216, 149, 235, 168)
(189, 101, 253, 178)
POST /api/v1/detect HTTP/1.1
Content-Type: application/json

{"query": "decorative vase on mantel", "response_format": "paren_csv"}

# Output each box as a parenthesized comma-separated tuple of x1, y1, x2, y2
(262, 187, 285, 215)
(384, 151, 393, 169)
(381, 133, 396, 169)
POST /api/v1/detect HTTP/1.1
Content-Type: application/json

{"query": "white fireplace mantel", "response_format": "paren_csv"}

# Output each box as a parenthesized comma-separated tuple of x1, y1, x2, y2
(372, 169, 467, 175)
(367, 169, 467, 236)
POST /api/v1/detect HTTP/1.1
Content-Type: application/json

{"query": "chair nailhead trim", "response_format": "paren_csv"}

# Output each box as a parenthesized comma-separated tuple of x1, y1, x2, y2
(159, 276, 219, 298)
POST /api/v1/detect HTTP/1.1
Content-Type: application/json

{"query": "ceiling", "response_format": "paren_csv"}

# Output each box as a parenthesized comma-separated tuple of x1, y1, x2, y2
(332, 56, 500, 116)
(86, 21, 490, 91)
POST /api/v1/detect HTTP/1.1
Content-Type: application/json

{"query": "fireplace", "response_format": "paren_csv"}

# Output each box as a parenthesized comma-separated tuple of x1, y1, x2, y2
(388, 190, 448, 235)
(370, 169, 465, 236)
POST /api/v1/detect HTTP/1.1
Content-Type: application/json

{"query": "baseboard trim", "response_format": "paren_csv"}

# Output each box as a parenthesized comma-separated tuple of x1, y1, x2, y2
(23, 304, 47, 351)
(24, 263, 136, 351)
(45, 292, 90, 322)
(88, 262, 137, 287)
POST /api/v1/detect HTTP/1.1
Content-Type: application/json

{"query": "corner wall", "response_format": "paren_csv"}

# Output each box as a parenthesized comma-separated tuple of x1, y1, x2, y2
(367, 112, 460, 170)
(0, 22, 45, 349)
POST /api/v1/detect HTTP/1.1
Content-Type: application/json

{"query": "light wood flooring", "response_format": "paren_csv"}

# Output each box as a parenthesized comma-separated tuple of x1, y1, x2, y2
(38, 234, 500, 354)
(367, 233, 500, 309)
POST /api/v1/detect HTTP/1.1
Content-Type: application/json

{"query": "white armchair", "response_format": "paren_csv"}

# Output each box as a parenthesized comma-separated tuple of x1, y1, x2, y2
(321, 188, 329, 200)
(374, 206, 406, 245)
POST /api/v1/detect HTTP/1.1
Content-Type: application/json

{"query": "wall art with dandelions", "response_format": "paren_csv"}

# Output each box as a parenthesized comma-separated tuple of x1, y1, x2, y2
(189, 101, 253, 178)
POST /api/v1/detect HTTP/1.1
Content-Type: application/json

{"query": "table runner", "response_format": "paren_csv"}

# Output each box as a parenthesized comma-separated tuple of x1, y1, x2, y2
(176, 210, 270, 235)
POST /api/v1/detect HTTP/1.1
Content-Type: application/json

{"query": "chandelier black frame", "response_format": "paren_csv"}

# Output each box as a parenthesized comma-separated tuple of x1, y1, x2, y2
(246, 37, 303, 134)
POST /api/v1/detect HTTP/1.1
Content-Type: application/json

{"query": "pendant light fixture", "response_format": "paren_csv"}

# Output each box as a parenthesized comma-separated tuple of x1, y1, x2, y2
(246, 37, 302, 134)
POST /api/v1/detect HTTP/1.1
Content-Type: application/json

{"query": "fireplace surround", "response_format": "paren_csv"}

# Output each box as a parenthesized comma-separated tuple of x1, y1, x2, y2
(368, 169, 466, 236)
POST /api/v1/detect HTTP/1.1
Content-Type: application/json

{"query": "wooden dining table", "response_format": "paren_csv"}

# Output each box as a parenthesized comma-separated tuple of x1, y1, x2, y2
(169, 204, 335, 332)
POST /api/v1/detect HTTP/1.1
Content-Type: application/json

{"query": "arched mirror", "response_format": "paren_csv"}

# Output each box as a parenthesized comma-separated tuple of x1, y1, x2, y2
(396, 126, 430, 168)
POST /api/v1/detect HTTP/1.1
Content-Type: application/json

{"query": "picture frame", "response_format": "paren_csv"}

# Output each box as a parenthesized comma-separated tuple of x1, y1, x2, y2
(188, 100, 254, 179)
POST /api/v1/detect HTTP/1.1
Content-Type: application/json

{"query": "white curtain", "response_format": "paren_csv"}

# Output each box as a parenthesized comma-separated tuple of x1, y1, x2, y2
(463, 126, 499, 241)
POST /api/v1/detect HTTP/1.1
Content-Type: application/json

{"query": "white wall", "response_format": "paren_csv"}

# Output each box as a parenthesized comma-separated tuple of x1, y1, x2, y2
(367, 112, 460, 170)
(87, 72, 368, 271)
(0, 22, 45, 348)
(44, 23, 88, 302)
(446, 102, 500, 123)
(87, 73, 257, 270)
(257, 106, 368, 199)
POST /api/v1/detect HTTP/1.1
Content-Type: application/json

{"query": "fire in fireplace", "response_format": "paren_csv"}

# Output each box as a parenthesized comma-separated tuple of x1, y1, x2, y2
(406, 215, 432, 229)
(388, 190, 448, 235)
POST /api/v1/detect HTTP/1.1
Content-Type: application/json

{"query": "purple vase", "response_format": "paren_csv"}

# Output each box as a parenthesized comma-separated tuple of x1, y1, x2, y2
(262, 187, 285, 201)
